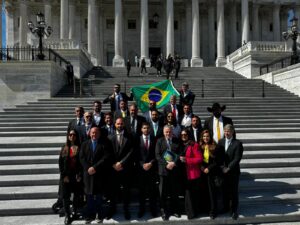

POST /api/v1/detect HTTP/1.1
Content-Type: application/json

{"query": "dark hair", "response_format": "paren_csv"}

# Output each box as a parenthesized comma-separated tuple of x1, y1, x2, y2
(93, 100, 101, 105)
(164, 112, 177, 127)
(199, 129, 216, 157)
(104, 112, 113, 118)
(66, 129, 80, 147)
(141, 121, 150, 127)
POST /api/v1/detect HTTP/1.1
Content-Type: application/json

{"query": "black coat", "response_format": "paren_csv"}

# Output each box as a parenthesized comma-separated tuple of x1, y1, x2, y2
(155, 137, 181, 176)
(79, 139, 112, 195)
(103, 92, 133, 112)
(92, 112, 105, 128)
(135, 135, 157, 171)
(124, 115, 146, 138)
(59, 145, 82, 179)
(203, 115, 234, 139)
(163, 104, 184, 123)
(179, 90, 195, 106)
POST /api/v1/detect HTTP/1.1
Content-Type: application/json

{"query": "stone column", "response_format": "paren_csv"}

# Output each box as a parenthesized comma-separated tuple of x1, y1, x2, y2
(60, 0, 69, 39)
(140, 0, 149, 62)
(241, 0, 249, 45)
(5, 2, 15, 47)
(69, 0, 76, 40)
(19, 0, 28, 47)
(191, 0, 203, 67)
(296, 5, 300, 43)
(273, 3, 281, 41)
(44, 0, 52, 26)
(208, 1, 215, 65)
(229, 0, 237, 53)
(252, 2, 260, 41)
(216, 0, 226, 67)
(0, 0, 2, 48)
(185, 1, 192, 62)
(113, 0, 125, 67)
(88, 0, 96, 55)
(166, 0, 174, 57)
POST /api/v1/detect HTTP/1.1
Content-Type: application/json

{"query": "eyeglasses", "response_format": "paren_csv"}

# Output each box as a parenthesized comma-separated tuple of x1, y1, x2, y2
(167, 115, 173, 118)
(85, 115, 91, 118)
(69, 133, 76, 137)
(181, 133, 188, 136)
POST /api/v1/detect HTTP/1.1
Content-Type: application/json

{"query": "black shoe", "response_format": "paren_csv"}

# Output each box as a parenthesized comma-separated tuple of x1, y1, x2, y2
(64, 216, 72, 225)
(85, 218, 93, 224)
(161, 210, 169, 221)
(150, 209, 157, 218)
(173, 212, 181, 218)
(124, 210, 131, 220)
(209, 213, 216, 220)
(105, 208, 116, 220)
(232, 212, 238, 220)
(137, 209, 145, 218)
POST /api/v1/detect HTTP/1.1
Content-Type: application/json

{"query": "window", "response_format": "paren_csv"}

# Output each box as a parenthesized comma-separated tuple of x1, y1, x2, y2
(106, 19, 114, 29)
(128, 20, 136, 29)
(149, 19, 158, 29)
(174, 21, 178, 30)
(270, 23, 273, 32)
(84, 19, 88, 29)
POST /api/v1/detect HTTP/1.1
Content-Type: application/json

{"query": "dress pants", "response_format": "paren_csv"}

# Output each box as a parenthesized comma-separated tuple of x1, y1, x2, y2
(185, 178, 201, 219)
(223, 173, 239, 213)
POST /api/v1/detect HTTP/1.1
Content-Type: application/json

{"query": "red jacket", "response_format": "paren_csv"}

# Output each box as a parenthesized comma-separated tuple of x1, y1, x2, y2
(185, 142, 203, 180)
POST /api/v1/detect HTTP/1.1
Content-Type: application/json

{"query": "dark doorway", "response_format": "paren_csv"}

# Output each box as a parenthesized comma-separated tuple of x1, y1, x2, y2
(149, 47, 161, 67)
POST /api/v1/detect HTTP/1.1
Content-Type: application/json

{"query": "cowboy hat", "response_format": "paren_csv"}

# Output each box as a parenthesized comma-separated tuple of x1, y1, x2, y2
(207, 103, 226, 112)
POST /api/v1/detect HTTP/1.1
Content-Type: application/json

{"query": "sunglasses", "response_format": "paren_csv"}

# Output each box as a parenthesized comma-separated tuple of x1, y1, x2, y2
(181, 133, 188, 136)
(69, 133, 76, 136)
(85, 115, 91, 118)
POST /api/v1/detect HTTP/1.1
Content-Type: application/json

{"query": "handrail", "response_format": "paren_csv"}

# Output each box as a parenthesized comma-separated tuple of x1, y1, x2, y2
(259, 54, 293, 75)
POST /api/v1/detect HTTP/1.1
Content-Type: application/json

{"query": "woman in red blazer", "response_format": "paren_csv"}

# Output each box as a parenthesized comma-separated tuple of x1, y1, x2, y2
(179, 128, 203, 219)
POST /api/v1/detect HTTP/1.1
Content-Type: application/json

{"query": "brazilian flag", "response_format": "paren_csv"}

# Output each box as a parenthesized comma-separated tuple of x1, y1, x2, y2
(131, 80, 180, 113)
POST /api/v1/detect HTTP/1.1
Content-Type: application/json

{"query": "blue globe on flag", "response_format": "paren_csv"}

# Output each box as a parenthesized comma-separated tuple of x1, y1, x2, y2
(148, 89, 162, 102)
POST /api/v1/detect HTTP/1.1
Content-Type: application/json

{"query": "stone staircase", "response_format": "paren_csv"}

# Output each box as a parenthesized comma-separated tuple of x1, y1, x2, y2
(0, 67, 300, 224)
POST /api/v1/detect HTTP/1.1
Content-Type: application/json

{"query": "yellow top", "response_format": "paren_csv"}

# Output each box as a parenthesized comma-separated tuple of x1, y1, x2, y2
(203, 145, 209, 163)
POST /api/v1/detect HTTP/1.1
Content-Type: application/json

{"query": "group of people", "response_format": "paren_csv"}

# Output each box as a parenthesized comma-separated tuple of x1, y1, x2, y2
(54, 82, 243, 224)
(127, 54, 181, 79)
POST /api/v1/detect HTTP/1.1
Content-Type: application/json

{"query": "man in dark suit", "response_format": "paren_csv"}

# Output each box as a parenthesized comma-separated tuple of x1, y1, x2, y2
(163, 95, 183, 125)
(204, 103, 233, 143)
(67, 106, 85, 133)
(103, 83, 133, 112)
(79, 127, 111, 223)
(100, 112, 115, 138)
(179, 82, 195, 107)
(149, 109, 164, 141)
(189, 115, 202, 143)
(124, 103, 146, 141)
(92, 100, 105, 128)
(75, 112, 96, 144)
(107, 117, 134, 220)
(143, 100, 162, 123)
(155, 125, 182, 221)
(217, 124, 243, 220)
(135, 122, 157, 218)
(113, 100, 130, 121)
(180, 104, 195, 129)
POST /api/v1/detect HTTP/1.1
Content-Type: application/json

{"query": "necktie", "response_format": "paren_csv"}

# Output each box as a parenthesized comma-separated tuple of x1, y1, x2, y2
(92, 141, 97, 152)
(131, 118, 135, 133)
(117, 133, 122, 146)
(172, 105, 176, 118)
(122, 111, 126, 118)
(153, 123, 157, 136)
(216, 119, 221, 141)
(145, 137, 149, 150)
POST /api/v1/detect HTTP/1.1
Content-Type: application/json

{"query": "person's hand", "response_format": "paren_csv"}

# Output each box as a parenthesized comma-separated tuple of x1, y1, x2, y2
(63, 176, 69, 183)
(223, 167, 230, 174)
(143, 163, 152, 171)
(113, 162, 123, 171)
(166, 161, 176, 170)
(180, 156, 186, 163)
(204, 168, 209, 174)
(88, 167, 96, 175)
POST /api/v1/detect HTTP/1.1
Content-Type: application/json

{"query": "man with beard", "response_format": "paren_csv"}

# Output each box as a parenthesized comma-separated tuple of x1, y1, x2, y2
(92, 101, 105, 128)
(143, 100, 162, 123)
(204, 103, 233, 143)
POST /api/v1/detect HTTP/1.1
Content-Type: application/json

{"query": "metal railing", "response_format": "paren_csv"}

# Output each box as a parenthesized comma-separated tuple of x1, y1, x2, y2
(259, 55, 295, 75)
(0, 46, 70, 71)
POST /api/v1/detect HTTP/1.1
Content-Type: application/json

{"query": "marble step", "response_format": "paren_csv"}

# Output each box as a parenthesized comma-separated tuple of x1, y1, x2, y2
(0, 155, 58, 165)
(0, 174, 59, 187)
(0, 147, 60, 156)
(0, 164, 58, 175)
(241, 158, 300, 168)
(241, 167, 300, 179)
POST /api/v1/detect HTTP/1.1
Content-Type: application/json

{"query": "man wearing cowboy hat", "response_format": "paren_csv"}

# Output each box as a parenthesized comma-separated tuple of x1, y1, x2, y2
(204, 103, 234, 143)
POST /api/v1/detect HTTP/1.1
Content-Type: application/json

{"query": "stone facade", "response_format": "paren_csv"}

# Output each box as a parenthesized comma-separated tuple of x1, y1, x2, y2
(2, 0, 299, 66)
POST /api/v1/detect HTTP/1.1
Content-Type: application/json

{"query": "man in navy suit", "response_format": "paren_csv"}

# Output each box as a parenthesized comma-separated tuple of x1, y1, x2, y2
(135, 122, 158, 218)
(217, 124, 243, 220)
(163, 95, 183, 125)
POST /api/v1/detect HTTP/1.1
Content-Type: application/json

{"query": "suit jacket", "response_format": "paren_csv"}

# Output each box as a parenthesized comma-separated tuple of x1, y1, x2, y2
(114, 110, 130, 121)
(203, 115, 234, 139)
(155, 137, 181, 176)
(101, 124, 115, 138)
(108, 131, 134, 170)
(135, 135, 157, 172)
(79, 138, 112, 195)
(217, 138, 244, 175)
(59, 145, 82, 179)
(163, 104, 183, 123)
(149, 120, 164, 141)
(179, 90, 195, 106)
(188, 125, 202, 143)
(124, 115, 146, 138)
(75, 123, 96, 144)
(92, 112, 105, 128)
(67, 117, 84, 133)
(103, 92, 133, 112)
(143, 110, 163, 123)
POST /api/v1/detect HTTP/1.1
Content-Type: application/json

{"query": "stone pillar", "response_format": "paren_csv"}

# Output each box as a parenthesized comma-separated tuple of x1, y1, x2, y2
(241, 0, 249, 45)
(191, 0, 203, 67)
(113, 0, 125, 67)
(216, 0, 226, 67)
(44, 0, 52, 33)
(252, 2, 260, 41)
(5, 2, 15, 47)
(88, 0, 96, 55)
(0, 0, 2, 48)
(19, 0, 28, 47)
(185, 1, 192, 62)
(229, 0, 237, 53)
(69, 0, 76, 40)
(296, 5, 300, 43)
(60, 0, 69, 39)
(273, 3, 281, 41)
(140, 0, 149, 62)
(166, 0, 174, 57)
(208, 1, 215, 65)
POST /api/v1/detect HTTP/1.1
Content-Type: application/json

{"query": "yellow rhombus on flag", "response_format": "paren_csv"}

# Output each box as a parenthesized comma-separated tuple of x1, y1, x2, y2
(130, 80, 180, 113)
